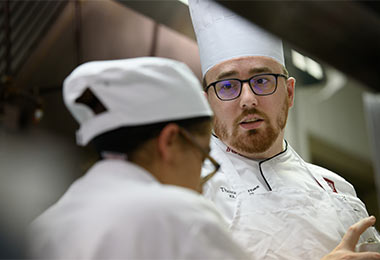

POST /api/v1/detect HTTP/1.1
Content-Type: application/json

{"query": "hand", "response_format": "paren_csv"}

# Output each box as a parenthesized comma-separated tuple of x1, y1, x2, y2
(321, 216, 380, 260)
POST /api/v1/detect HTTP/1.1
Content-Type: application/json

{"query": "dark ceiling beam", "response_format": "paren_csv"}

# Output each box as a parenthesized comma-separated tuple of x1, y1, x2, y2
(217, 1, 380, 92)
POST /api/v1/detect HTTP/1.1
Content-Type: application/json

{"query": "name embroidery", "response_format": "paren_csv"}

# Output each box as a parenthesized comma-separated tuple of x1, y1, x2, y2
(248, 185, 260, 195)
(220, 186, 237, 199)
(220, 185, 261, 198)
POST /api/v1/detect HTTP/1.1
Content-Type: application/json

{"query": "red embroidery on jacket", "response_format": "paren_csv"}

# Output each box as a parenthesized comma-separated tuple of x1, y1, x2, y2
(226, 146, 242, 156)
(324, 178, 337, 193)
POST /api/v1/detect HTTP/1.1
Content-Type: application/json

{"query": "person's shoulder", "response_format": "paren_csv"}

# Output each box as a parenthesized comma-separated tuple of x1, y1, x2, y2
(111, 185, 228, 241)
(305, 162, 347, 184)
(112, 186, 246, 259)
(138, 185, 221, 217)
(306, 162, 356, 196)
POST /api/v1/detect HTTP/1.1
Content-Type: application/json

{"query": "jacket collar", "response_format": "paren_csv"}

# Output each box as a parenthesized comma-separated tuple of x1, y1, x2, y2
(211, 135, 290, 163)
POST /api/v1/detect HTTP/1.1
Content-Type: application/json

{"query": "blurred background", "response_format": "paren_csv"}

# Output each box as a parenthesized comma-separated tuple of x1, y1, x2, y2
(0, 0, 379, 257)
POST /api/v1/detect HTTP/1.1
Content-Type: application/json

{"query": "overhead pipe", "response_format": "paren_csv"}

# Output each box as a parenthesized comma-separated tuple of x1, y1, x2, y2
(4, 0, 11, 80)
(149, 22, 159, 57)
(74, 0, 82, 66)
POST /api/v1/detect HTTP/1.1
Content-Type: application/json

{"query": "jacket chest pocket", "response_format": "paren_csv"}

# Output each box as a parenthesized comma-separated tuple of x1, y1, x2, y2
(230, 189, 346, 260)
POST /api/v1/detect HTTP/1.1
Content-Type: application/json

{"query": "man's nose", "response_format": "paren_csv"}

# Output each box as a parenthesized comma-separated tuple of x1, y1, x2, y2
(239, 82, 258, 109)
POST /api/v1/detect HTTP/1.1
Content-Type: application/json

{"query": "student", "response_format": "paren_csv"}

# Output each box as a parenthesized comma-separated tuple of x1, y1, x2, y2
(27, 57, 248, 259)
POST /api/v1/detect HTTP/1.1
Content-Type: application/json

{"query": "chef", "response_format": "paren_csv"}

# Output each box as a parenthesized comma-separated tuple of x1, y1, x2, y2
(27, 57, 249, 259)
(188, 0, 380, 259)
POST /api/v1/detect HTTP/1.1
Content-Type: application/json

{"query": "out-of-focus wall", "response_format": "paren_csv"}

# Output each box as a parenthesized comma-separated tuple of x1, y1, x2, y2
(286, 67, 372, 174)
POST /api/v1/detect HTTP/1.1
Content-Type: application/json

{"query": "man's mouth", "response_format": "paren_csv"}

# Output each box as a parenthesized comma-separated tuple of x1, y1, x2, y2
(240, 118, 262, 123)
(239, 117, 264, 129)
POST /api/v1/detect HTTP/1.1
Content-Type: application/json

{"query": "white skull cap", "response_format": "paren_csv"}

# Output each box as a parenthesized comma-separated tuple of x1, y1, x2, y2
(63, 57, 213, 146)
(188, 0, 285, 77)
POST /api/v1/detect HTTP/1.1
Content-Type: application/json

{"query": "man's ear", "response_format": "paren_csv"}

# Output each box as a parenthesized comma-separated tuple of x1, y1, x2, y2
(157, 123, 180, 162)
(286, 77, 296, 108)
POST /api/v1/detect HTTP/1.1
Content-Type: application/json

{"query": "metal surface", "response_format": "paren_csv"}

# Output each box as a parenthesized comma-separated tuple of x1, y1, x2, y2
(0, 1, 67, 79)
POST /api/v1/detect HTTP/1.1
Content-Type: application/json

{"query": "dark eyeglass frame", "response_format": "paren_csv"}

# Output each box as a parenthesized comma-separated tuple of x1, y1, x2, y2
(178, 127, 220, 187)
(205, 73, 289, 101)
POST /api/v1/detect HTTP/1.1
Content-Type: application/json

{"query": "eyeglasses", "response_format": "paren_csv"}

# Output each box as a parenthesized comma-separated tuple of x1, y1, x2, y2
(206, 73, 288, 101)
(178, 127, 220, 187)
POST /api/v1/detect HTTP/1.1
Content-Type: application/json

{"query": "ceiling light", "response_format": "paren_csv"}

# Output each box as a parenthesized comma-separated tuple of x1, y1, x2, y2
(291, 49, 323, 80)
(178, 0, 188, 5)
(306, 57, 323, 80)
(291, 49, 306, 72)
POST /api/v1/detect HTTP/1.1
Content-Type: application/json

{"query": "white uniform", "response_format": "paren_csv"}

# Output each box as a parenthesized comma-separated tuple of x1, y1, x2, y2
(202, 136, 379, 259)
(29, 159, 248, 259)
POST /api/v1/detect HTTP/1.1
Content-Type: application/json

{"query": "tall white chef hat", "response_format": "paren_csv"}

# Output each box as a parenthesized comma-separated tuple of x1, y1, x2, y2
(63, 57, 213, 146)
(188, 0, 285, 77)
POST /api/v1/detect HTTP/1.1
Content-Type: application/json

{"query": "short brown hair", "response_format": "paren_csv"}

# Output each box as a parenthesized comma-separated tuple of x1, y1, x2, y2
(92, 116, 211, 156)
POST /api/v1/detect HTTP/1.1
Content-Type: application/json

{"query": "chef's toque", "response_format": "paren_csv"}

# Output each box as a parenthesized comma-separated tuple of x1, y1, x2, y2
(188, 0, 285, 76)
(63, 57, 213, 146)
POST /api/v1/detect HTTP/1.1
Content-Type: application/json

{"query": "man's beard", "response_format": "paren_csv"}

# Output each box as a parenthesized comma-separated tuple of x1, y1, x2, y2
(214, 97, 289, 154)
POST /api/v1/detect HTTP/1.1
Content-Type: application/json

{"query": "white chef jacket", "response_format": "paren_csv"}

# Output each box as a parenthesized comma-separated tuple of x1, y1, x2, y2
(28, 159, 249, 259)
(202, 136, 380, 259)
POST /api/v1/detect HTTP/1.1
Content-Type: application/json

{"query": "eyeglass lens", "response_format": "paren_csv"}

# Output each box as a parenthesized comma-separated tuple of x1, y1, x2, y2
(178, 127, 220, 187)
(215, 74, 277, 100)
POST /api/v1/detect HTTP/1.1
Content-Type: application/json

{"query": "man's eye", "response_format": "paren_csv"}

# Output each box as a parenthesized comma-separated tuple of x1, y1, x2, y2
(221, 84, 233, 90)
(256, 78, 268, 85)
